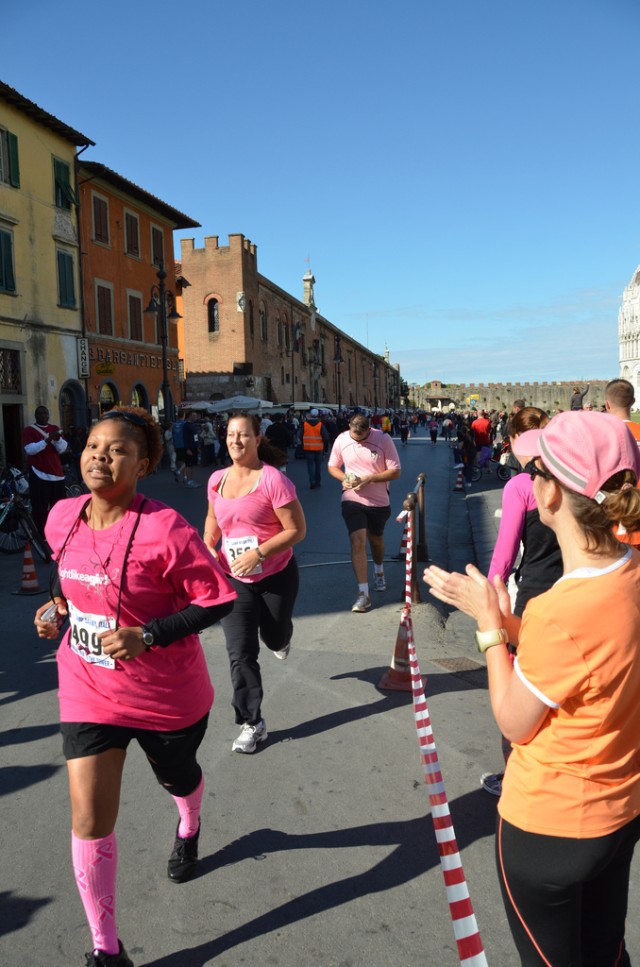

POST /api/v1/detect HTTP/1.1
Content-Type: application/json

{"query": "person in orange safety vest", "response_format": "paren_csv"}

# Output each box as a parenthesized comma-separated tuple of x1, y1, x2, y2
(302, 409, 329, 490)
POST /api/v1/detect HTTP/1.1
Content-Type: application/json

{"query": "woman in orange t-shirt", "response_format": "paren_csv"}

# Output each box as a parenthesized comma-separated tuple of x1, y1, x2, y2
(424, 411, 640, 967)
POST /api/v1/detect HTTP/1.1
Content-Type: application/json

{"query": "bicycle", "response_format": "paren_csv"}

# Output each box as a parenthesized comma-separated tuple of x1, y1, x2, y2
(62, 463, 86, 497)
(471, 444, 512, 484)
(0, 467, 50, 561)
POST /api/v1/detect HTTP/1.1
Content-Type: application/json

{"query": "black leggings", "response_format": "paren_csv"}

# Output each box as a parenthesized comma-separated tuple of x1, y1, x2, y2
(496, 813, 640, 966)
(220, 557, 299, 725)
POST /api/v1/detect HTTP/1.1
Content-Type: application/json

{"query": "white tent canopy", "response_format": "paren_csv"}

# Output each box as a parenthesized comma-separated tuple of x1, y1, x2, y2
(180, 396, 273, 414)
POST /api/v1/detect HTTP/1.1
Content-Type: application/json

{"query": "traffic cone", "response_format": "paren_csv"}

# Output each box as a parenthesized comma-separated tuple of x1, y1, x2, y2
(13, 543, 44, 595)
(378, 614, 413, 691)
(453, 467, 465, 492)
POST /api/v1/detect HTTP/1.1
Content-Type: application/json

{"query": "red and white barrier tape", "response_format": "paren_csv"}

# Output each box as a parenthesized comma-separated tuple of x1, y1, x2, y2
(403, 512, 488, 966)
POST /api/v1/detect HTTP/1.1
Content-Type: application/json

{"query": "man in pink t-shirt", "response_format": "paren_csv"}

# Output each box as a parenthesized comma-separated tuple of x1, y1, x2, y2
(328, 413, 401, 612)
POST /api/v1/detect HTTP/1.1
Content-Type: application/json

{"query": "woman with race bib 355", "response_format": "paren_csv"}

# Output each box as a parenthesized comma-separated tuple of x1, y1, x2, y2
(33, 407, 236, 967)
(203, 413, 306, 754)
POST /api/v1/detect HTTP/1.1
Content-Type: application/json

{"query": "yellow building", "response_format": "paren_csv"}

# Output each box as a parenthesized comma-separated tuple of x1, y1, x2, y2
(0, 82, 93, 465)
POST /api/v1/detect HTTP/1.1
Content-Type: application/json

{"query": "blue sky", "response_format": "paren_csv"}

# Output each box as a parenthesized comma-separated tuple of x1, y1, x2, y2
(4, 0, 639, 384)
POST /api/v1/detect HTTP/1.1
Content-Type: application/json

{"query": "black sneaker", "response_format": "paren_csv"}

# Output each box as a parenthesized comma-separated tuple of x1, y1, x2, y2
(168, 821, 200, 883)
(85, 940, 134, 966)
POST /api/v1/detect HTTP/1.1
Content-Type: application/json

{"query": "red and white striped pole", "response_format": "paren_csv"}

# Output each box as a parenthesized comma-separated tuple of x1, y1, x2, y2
(403, 512, 488, 966)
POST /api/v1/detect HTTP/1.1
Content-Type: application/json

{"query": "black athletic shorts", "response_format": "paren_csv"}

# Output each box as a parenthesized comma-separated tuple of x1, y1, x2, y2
(60, 714, 209, 761)
(341, 500, 391, 536)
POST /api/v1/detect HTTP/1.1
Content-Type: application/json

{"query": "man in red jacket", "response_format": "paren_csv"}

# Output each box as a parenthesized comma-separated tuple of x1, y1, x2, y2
(23, 405, 68, 537)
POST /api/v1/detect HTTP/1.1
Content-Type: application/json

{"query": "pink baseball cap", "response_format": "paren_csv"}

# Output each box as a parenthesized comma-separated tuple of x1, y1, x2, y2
(514, 411, 640, 502)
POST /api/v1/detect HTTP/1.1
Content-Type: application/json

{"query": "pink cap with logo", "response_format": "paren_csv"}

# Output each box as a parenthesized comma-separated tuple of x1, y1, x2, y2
(514, 411, 640, 503)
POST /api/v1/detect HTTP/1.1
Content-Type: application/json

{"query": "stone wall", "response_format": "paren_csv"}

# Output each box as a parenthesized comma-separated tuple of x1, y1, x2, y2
(413, 379, 610, 412)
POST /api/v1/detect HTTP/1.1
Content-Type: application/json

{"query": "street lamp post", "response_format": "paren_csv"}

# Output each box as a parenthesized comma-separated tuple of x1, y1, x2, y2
(333, 333, 344, 411)
(144, 261, 181, 422)
(372, 360, 379, 411)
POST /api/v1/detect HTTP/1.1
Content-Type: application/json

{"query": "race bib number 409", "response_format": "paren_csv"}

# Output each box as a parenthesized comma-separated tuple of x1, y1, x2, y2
(68, 602, 116, 670)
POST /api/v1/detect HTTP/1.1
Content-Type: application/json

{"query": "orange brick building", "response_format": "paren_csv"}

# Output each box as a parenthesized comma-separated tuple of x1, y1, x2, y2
(178, 233, 401, 409)
(78, 162, 199, 421)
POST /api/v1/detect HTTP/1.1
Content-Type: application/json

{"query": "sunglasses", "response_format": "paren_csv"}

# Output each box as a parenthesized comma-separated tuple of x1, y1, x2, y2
(100, 411, 152, 453)
(524, 459, 554, 482)
(101, 410, 147, 428)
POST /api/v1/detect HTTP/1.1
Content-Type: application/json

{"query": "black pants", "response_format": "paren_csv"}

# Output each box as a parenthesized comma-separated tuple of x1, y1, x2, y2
(29, 469, 66, 537)
(220, 557, 299, 725)
(496, 813, 640, 966)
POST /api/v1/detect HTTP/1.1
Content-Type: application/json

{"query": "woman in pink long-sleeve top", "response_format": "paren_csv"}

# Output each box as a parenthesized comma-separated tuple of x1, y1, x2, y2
(482, 407, 562, 798)
(488, 407, 562, 618)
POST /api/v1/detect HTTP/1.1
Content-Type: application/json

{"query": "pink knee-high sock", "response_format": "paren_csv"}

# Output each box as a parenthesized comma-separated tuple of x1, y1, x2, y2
(171, 774, 204, 838)
(71, 831, 119, 956)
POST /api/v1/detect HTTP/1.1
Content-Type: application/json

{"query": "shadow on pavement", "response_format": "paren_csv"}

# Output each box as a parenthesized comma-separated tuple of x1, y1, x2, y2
(0, 890, 51, 938)
(0, 723, 60, 749)
(0, 763, 61, 797)
(142, 788, 496, 967)
(332, 665, 488, 696)
(0, 641, 59, 709)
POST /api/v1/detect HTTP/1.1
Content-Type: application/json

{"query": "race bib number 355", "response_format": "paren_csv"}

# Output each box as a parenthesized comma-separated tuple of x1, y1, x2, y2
(224, 534, 263, 574)
(68, 602, 116, 670)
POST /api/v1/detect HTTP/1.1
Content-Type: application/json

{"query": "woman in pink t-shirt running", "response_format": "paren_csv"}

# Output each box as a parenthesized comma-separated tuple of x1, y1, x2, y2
(204, 413, 306, 754)
(33, 407, 236, 967)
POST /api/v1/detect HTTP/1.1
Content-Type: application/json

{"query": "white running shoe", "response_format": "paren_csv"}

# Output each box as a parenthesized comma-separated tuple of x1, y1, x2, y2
(232, 720, 268, 754)
(373, 573, 386, 592)
(351, 593, 371, 613)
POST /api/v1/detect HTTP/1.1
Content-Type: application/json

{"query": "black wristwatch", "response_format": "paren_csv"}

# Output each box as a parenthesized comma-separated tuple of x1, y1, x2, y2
(142, 626, 155, 650)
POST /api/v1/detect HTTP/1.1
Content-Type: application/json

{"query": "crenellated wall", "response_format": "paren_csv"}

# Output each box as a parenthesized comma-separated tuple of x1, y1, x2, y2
(410, 379, 611, 412)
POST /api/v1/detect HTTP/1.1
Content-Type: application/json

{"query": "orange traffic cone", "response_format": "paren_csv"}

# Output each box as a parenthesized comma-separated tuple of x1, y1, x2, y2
(13, 542, 44, 595)
(378, 615, 413, 691)
(453, 467, 465, 492)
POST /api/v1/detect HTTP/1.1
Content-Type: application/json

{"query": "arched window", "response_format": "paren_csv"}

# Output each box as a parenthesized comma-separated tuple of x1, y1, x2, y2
(99, 382, 118, 413)
(259, 305, 268, 341)
(276, 316, 282, 347)
(59, 380, 87, 432)
(131, 384, 149, 410)
(208, 298, 220, 333)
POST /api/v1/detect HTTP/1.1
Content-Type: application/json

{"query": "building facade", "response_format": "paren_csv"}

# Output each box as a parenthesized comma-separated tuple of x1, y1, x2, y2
(0, 82, 93, 465)
(178, 233, 401, 410)
(78, 162, 198, 421)
(619, 265, 640, 400)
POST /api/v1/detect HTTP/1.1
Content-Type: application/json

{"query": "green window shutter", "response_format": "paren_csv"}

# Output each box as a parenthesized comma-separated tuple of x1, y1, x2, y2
(54, 159, 65, 206)
(7, 132, 20, 187)
(57, 251, 76, 307)
(65, 255, 75, 306)
(54, 158, 75, 209)
(0, 231, 16, 293)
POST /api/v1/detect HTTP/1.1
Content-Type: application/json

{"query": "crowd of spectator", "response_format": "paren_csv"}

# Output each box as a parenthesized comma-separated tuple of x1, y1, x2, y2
(158, 385, 600, 487)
